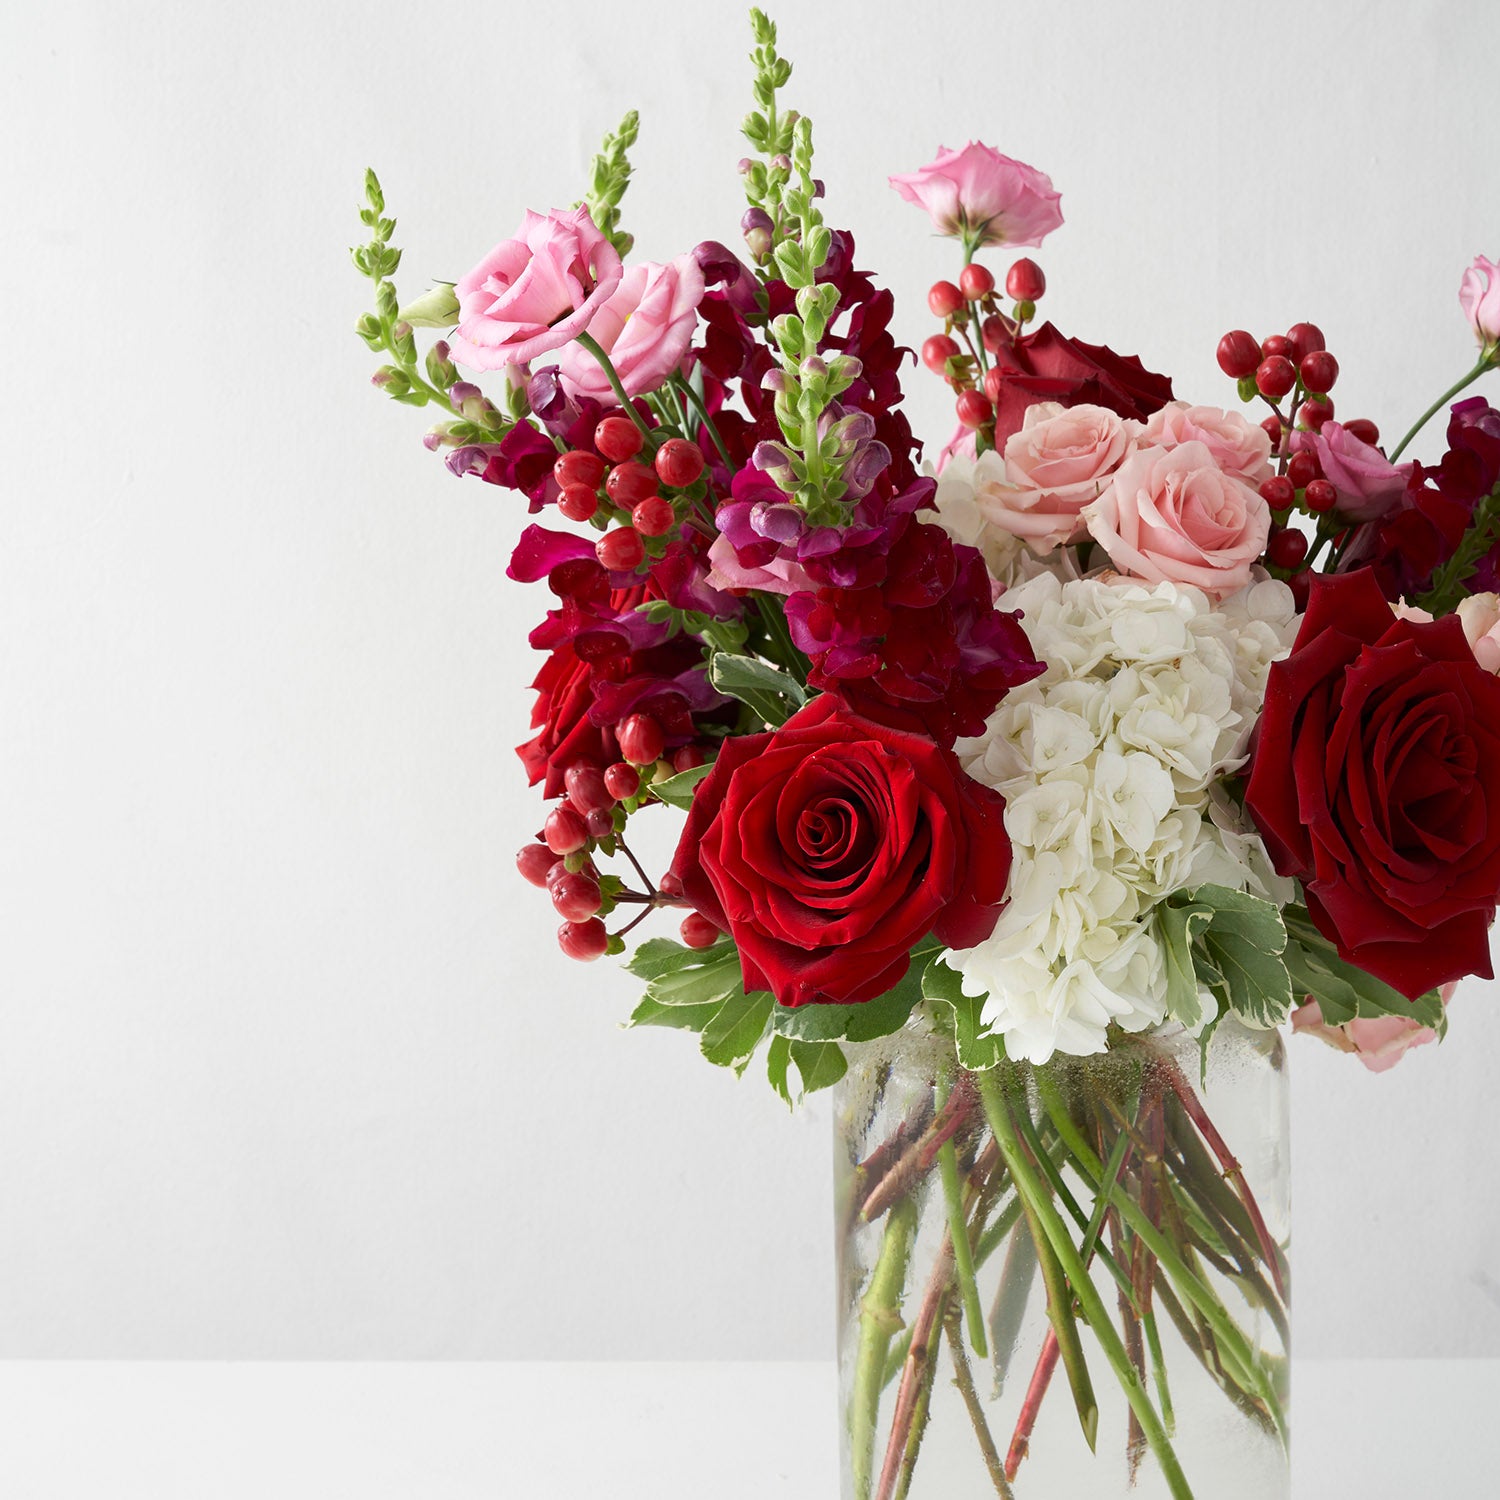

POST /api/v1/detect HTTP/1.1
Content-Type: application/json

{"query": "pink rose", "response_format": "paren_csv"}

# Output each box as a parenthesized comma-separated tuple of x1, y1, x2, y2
(1458, 592, 1500, 673)
(1289, 423, 1412, 523)
(556, 254, 706, 402)
(888, 143, 1063, 249)
(1291, 982, 1456, 1074)
(703, 533, 813, 597)
(449, 207, 623, 372)
(1460, 255, 1500, 350)
(1084, 440, 1271, 597)
(1137, 403, 1274, 489)
(981, 401, 1134, 551)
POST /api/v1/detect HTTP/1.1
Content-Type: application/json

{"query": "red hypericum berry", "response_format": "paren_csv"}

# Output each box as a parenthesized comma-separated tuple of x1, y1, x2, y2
(654, 438, 705, 489)
(982, 315, 1007, 354)
(671, 744, 706, 774)
(1304, 478, 1338, 513)
(1259, 475, 1296, 510)
(1267, 527, 1309, 569)
(564, 763, 612, 814)
(517, 842, 561, 888)
(983, 367, 1005, 405)
(680, 912, 721, 950)
(596, 527, 646, 572)
(1216, 330, 1262, 379)
(928, 280, 963, 318)
(584, 808, 615, 840)
(558, 918, 609, 961)
(558, 484, 600, 522)
(544, 858, 573, 891)
(1287, 322, 1326, 359)
(1261, 414, 1285, 447)
(544, 804, 589, 856)
(1288, 570, 1313, 611)
(553, 451, 606, 490)
(605, 461, 659, 507)
(594, 416, 643, 463)
(1005, 258, 1046, 302)
(551, 871, 603, 923)
(922, 334, 960, 374)
(956, 390, 993, 429)
(1287, 451, 1322, 489)
(1256, 356, 1297, 400)
(1301, 397, 1335, 431)
(959, 263, 995, 300)
(632, 495, 676, 537)
(617, 713, 665, 766)
(1261, 334, 1295, 361)
(658, 870, 685, 899)
(1343, 418, 1380, 446)
(1299, 351, 1339, 394)
(603, 762, 641, 801)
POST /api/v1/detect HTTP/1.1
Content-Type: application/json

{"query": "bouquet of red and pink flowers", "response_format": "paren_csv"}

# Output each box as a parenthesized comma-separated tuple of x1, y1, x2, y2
(353, 13, 1499, 1498)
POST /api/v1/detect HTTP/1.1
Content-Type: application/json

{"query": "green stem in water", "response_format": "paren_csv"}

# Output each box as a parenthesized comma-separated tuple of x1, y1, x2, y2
(980, 1071, 1195, 1500)
(851, 1196, 918, 1500)
(943, 1307, 1015, 1499)
(1390, 355, 1494, 462)
(575, 331, 658, 450)
(936, 1077, 988, 1358)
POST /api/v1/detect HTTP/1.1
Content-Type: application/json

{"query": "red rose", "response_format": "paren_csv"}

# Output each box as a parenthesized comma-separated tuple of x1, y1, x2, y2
(986, 322, 1174, 447)
(667, 694, 1012, 1006)
(1245, 569, 1500, 997)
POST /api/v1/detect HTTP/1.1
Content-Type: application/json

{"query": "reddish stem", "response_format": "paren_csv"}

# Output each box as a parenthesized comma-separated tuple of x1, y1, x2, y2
(1004, 1328, 1060, 1481)
(861, 1075, 976, 1222)
(1161, 1058, 1286, 1301)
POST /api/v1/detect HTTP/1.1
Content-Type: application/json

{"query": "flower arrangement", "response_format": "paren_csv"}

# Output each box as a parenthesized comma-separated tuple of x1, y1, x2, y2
(352, 12, 1499, 1497)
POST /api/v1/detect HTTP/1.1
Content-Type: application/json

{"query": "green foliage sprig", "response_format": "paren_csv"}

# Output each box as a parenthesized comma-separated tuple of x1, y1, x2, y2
(581, 110, 640, 258)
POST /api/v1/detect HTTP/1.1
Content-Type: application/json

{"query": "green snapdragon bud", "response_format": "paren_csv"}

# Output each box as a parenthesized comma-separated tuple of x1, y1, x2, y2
(398, 283, 459, 329)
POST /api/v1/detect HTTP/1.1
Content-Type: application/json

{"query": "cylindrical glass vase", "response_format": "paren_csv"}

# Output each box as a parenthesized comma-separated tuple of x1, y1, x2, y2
(834, 1019, 1289, 1500)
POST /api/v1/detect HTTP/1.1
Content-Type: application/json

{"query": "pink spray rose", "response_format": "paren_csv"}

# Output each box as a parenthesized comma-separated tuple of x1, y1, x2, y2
(889, 143, 1063, 249)
(448, 206, 623, 372)
(1138, 403, 1274, 489)
(703, 533, 813, 596)
(1457, 592, 1500, 673)
(981, 401, 1134, 552)
(1084, 440, 1271, 597)
(1292, 982, 1456, 1074)
(1289, 423, 1412, 523)
(556, 253, 706, 401)
(1460, 255, 1500, 350)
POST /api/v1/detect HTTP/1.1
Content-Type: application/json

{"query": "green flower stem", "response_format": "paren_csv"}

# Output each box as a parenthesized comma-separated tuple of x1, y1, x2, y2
(1141, 1301, 1175, 1432)
(980, 1071, 1195, 1500)
(753, 597, 807, 685)
(943, 1308, 1016, 1499)
(1035, 1072, 1288, 1446)
(936, 1077, 988, 1358)
(1391, 355, 1494, 461)
(891, 1292, 949, 1500)
(986, 1218, 1038, 1399)
(668, 375, 735, 469)
(851, 1196, 918, 1500)
(575, 332, 658, 450)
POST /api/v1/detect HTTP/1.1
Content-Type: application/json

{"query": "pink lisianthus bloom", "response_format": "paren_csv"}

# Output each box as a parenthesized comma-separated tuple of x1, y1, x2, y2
(1289, 423, 1412, 523)
(1083, 440, 1271, 597)
(449, 206, 623, 372)
(1291, 982, 1456, 1074)
(1460, 255, 1500, 351)
(889, 143, 1063, 250)
(1137, 403, 1274, 489)
(556, 253, 706, 401)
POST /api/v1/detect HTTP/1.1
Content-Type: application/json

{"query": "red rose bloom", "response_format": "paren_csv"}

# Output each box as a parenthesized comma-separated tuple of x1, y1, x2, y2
(1245, 569, 1500, 997)
(667, 694, 1012, 1006)
(985, 322, 1174, 447)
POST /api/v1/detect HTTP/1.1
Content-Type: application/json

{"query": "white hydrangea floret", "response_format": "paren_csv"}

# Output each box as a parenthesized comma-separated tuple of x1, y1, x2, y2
(944, 571, 1298, 1064)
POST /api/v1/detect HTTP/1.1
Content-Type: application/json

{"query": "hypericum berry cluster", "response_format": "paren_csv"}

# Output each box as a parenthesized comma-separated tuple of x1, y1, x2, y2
(553, 418, 708, 570)
(1216, 321, 1384, 607)
(922, 257, 1048, 439)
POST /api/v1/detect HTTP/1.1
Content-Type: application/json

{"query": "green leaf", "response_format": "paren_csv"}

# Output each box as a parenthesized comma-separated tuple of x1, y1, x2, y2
(707, 652, 807, 728)
(922, 956, 1004, 1071)
(627, 995, 727, 1033)
(650, 763, 713, 810)
(1183, 885, 1293, 1028)
(766, 1034, 793, 1105)
(701, 988, 774, 1072)
(770, 948, 932, 1045)
(790, 1039, 847, 1095)
(1158, 900, 1213, 1028)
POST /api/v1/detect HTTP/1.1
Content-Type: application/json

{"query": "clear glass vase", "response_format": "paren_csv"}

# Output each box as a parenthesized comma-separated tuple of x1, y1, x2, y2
(833, 1018, 1290, 1500)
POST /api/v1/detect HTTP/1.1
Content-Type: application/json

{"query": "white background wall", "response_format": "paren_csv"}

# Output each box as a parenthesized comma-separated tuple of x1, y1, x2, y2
(2, 0, 1499, 1361)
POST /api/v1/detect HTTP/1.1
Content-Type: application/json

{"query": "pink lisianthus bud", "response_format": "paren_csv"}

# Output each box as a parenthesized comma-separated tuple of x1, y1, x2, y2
(449, 206, 622, 372)
(555, 254, 706, 403)
(889, 143, 1063, 250)
(1460, 255, 1500, 353)
(1291, 983, 1456, 1074)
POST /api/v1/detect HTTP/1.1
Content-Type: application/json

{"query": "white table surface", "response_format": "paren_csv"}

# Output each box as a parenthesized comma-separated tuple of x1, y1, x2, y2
(0, 1360, 1493, 1498)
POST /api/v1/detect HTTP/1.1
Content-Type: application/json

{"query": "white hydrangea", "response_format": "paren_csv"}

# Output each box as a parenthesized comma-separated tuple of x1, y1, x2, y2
(943, 571, 1298, 1064)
